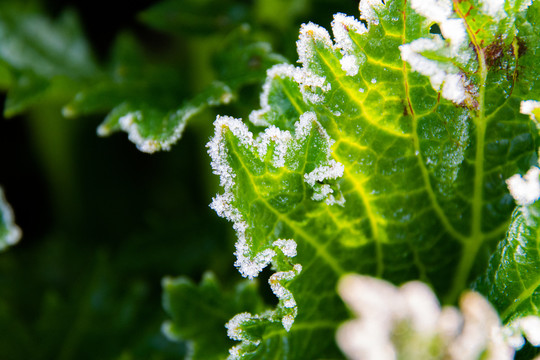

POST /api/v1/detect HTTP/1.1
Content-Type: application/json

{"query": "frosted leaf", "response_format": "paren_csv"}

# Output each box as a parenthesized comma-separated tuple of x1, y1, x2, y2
(400, 281, 441, 333)
(226, 312, 254, 341)
(294, 111, 318, 139)
(249, 64, 297, 126)
(257, 126, 292, 168)
(0, 187, 21, 250)
(272, 239, 297, 258)
(337, 275, 518, 360)
(401, 0, 480, 105)
(506, 166, 540, 206)
(304, 160, 345, 186)
(111, 111, 162, 153)
(400, 38, 468, 105)
(340, 55, 359, 76)
(297, 22, 333, 66)
(331, 13, 367, 54)
(409, 0, 467, 52)
(332, 13, 367, 76)
(441, 73, 466, 104)
(269, 264, 302, 316)
(358, 0, 386, 25)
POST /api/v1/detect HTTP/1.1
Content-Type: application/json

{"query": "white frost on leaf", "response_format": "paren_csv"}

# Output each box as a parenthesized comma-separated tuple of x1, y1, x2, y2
(0, 187, 21, 250)
(358, 0, 386, 25)
(257, 126, 292, 168)
(249, 64, 297, 126)
(506, 166, 540, 206)
(332, 13, 367, 76)
(304, 159, 345, 205)
(272, 239, 297, 258)
(401, 0, 474, 105)
(337, 275, 521, 360)
(296, 23, 334, 104)
(400, 38, 468, 105)
(109, 111, 162, 153)
(208, 110, 342, 349)
(304, 160, 345, 186)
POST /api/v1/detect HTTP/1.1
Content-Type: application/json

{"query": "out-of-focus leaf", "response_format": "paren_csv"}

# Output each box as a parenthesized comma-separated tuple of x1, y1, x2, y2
(0, 187, 21, 251)
(63, 33, 186, 117)
(253, 0, 309, 30)
(213, 25, 288, 90)
(138, 0, 250, 35)
(162, 272, 265, 360)
(0, 5, 98, 117)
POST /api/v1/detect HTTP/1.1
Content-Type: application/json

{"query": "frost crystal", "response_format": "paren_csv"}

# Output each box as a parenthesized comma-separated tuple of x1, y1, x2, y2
(337, 275, 524, 360)
(506, 166, 540, 206)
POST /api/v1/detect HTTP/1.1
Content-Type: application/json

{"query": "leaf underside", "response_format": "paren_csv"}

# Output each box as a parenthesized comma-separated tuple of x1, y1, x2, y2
(202, 0, 540, 358)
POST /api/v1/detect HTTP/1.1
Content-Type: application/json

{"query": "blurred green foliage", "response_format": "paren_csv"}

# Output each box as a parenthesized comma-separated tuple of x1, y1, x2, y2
(0, 0, 358, 359)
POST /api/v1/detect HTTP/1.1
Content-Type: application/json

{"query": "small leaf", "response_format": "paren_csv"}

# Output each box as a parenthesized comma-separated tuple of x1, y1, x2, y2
(0, 187, 21, 251)
(162, 272, 265, 360)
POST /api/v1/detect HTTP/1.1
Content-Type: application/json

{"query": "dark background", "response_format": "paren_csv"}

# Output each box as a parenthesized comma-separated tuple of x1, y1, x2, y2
(0, 0, 359, 359)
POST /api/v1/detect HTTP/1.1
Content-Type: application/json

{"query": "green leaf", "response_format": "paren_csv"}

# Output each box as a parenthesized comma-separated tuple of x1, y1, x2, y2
(207, 0, 540, 357)
(162, 272, 265, 360)
(0, 187, 21, 251)
(69, 27, 285, 153)
(0, 5, 98, 117)
(475, 163, 540, 324)
(95, 81, 233, 153)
